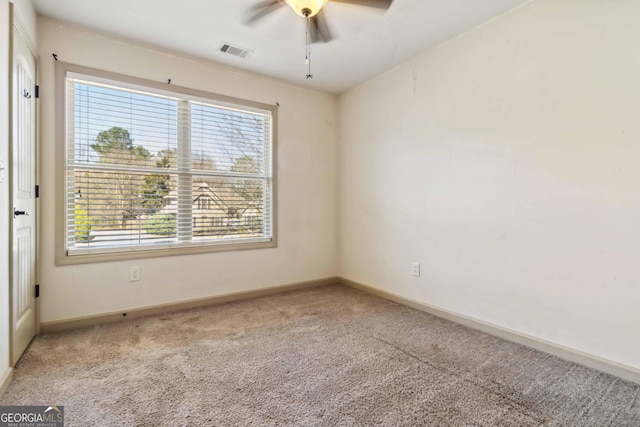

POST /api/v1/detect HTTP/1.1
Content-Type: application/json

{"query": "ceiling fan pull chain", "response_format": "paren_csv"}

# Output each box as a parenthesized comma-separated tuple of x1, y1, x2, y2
(305, 13, 313, 79)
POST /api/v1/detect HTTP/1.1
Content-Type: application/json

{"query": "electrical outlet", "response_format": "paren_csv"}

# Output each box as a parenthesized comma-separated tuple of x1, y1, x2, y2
(412, 262, 420, 277)
(129, 266, 141, 282)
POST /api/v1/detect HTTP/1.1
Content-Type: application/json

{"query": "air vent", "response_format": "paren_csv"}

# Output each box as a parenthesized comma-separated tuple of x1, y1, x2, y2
(219, 42, 253, 59)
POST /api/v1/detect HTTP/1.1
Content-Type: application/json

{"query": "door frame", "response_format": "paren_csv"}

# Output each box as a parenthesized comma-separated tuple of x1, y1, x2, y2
(8, 3, 40, 366)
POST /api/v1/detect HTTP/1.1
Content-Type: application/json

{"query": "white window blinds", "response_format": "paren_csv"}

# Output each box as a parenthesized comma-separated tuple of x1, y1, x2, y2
(64, 70, 274, 257)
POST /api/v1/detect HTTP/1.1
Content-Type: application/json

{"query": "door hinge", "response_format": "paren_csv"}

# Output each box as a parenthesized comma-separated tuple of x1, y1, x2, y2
(35, 284, 40, 298)
(35, 85, 40, 99)
(35, 185, 40, 198)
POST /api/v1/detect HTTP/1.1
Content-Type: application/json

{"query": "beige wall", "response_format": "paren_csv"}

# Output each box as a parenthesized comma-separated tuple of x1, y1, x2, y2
(37, 18, 339, 323)
(11, 0, 36, 42)
(339, 0, 640, 370)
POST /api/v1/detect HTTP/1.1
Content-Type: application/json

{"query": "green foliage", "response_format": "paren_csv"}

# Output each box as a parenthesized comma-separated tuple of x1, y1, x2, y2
(91, 127, 150, 161)
(74, 205, 92, 242)
(140, 174, 171, 211)
(231, 155, 263, 207)
(81, 123, 265, 233)
(132, 145, 151, 160)
(91, 127, 133, 155)
(138, 149, 176, 213)
(144, 213, 176, 236)
(87, 127, 157, 228)
(155, 148, 177, 168)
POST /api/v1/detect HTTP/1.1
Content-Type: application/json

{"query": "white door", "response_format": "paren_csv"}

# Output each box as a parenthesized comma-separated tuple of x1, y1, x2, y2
(10, 13, 37, 365)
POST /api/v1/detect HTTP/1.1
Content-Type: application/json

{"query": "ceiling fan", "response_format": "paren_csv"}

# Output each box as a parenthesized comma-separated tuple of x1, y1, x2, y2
(245, 0, 394, 44)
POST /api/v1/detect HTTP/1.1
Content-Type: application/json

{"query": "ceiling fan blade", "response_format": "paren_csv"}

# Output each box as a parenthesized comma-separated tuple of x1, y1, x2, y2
(330, 0, 393, 10)
(310, 11, 333, 43)
(244, 0, 285, 26)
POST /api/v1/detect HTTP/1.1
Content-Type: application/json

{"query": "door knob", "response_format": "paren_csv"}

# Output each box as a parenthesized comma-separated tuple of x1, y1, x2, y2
(13, 208, 30, 217)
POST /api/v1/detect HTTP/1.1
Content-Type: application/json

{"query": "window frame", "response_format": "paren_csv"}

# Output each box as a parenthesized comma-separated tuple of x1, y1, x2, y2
(55, 62, 278, 265)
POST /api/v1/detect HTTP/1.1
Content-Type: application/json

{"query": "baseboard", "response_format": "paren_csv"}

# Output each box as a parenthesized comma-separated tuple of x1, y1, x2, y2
(338, 277, 640, 385)
(39, 275, 640, 385)
(0, 367, 12, 397)
(41, 277, 338, 333)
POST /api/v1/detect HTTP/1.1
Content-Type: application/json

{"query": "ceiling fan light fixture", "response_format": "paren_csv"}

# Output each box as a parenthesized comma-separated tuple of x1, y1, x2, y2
(285, 0, 329, 17)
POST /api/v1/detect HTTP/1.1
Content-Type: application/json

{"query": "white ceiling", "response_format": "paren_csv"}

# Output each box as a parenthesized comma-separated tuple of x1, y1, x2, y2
(33, 0, 531, 94)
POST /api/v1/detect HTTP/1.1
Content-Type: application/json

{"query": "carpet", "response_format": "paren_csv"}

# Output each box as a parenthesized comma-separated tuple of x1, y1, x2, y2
(1, 284, 639, 426)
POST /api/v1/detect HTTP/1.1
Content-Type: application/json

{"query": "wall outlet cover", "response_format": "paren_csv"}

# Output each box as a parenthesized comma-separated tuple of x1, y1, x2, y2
(412, 262, 420, 277)
(129, 266, 141, 282)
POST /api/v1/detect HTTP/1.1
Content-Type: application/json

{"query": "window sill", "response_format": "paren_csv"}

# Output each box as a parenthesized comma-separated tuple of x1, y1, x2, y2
(55, 239, 277, 266)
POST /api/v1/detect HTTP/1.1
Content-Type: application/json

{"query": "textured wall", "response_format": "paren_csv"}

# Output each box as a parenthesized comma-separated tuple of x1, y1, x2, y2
(339, 0, 640, 369)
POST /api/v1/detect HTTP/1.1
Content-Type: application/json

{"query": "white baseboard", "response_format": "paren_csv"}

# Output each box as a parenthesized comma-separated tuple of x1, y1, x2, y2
(339, 277, 640, 385)
(36, 275, 640, 386)
(41, 277, 337, 333)
(0, 367, 12, 397)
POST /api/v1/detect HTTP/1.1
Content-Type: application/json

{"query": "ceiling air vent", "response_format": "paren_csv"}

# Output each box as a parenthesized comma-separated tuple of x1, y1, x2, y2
(219, 42, 253, 59)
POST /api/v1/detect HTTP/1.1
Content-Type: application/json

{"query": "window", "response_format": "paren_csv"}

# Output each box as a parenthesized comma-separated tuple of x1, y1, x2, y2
(196, 196, 211, 211)
(56, 62, 277, 264)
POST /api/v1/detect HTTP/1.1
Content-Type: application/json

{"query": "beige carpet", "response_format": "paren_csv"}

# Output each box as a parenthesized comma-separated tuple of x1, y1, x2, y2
(1, 284, 639, 426)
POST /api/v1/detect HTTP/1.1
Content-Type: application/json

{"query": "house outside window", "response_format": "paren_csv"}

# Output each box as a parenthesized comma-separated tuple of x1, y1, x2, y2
(56, 62, 277, 264)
